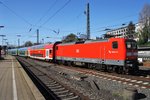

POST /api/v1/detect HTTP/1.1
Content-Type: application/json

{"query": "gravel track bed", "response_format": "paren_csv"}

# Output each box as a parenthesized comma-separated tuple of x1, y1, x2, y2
(23, 58, 150, 100)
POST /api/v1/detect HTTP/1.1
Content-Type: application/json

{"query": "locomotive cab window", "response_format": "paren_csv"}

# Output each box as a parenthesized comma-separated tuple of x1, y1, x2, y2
(126, 41, 137, 49)
(112, 41, 118, 49)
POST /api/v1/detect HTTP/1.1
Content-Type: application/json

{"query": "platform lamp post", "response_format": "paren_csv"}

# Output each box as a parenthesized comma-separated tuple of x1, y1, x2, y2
(3, 38, 7, 45)
(2, 38, 7, 55)
(17, 35, 21, 48)
(0, 26, 5, 46)
(6, 42, 9, 46)
(0, 35, 6, 46)
(0, 26, 4, 28)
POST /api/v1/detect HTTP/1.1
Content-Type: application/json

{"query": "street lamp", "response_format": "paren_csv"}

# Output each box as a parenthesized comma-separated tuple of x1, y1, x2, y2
(6, 42, 9, 45)
(0, 35, 6, 46)
(3, 38, 7, 45)
(46, 36, 51, 38)
(0, 26, 5, 46)
(0, 26, 4, 28)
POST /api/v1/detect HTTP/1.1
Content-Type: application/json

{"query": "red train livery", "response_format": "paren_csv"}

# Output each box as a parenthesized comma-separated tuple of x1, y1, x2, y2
(55, 38, 138, 73)
(8, 38, 138, 74)
(28, 44, 54, 60)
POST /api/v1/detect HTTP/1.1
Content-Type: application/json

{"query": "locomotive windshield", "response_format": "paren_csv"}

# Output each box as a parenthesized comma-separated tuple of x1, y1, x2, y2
(126, 41, 137, 49)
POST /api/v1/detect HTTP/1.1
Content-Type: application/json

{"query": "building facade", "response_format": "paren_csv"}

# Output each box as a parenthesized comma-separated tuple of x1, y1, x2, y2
(106, 26, 128, 38)
(106, 23, 142, 40)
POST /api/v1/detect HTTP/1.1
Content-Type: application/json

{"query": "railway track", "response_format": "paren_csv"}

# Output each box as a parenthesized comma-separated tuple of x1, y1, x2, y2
(59, 65, 150, 90)
(16, 56, 150, 99)
(18, 56, 150, 90)
(16, 56, 88, 100)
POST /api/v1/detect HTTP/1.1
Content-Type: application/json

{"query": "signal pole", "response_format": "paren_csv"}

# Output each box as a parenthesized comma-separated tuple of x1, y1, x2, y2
(37, 29, 39, 44)
(86, 2, 90, 40)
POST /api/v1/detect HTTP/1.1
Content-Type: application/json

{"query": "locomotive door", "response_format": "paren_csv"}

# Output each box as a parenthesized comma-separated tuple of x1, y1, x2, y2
(100, 46, 105, 64)
(46, 49, 49, 59)
(104, 46, 106, 60)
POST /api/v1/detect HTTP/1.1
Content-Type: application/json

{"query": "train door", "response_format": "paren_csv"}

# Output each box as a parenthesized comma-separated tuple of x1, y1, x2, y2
(46, 49, 49, 59)
(28, 50, 30, 56)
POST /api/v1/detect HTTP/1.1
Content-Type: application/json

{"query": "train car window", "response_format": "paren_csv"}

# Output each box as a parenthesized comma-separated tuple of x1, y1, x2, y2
(49, 50, 52, 54)
(112, 41, 118, 49)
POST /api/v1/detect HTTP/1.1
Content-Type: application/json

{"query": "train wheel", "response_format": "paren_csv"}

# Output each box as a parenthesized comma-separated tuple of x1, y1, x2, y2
(57, 60, 63, 65)
(107, 66, 113, 72)
(95, 64, 101, 70)
(87, 63, 92, 69)
(123, 66, 129, 74)
(67, 61, 73, 66)
(116, 66, 123, 74)
(130, 66, 139, 75)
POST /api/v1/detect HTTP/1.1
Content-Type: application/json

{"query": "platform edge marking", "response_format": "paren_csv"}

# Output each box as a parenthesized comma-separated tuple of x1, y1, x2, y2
(12, 57, 18, 100)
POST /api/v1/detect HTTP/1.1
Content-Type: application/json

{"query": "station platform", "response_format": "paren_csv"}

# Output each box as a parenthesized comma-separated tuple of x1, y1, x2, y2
(0, 55, 45, 100)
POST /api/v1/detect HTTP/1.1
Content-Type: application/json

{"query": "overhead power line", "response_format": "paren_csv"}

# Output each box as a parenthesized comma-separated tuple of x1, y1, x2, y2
(0, 1, 32, 26)
(92, 13, 139, 30)
(40, 0, 71, 27)
(35, 0, 58, 25)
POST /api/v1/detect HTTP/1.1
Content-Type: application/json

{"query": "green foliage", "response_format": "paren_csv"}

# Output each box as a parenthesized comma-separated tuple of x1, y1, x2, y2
(126, 21, 135, 38)
(62, 33, 78, 43)
(103, 34, 114, 38)
(138, 3, 150, 46)
(137, 36, 145, 45)
(24, 41, 33, 47)
(138, 24, 150, 45)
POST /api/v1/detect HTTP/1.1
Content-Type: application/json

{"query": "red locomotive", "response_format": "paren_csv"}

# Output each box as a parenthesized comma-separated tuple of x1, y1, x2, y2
(55, 38, 138, 73)
(8, 38, 138, 74)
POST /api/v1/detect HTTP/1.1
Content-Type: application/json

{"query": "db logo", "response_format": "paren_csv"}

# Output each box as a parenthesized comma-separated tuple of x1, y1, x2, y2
(76, 49, 79, 53)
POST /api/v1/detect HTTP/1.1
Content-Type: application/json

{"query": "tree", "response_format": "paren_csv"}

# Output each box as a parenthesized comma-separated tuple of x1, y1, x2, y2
(138, 3, 150, 44)
(139, 3, 150, 25)
(138, 24, 149, 44)
(126, 21, 135, 39)
(24, 41, 33, 47)
(62, 33, 78, 43)
(103, 34, 114, 38)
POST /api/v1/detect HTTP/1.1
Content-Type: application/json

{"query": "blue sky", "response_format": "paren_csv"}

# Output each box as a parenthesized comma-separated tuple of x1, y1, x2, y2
(0, 0, 150, 46)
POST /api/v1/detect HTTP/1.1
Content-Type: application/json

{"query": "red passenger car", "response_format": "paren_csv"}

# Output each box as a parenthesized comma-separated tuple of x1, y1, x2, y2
(29, 44, 46, 60)
(55, 38, 138, 73)
(29, 43, 54, 61)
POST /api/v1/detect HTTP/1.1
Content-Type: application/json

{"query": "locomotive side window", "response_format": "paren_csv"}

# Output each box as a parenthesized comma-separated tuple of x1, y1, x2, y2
(112, 41, 118, 49)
